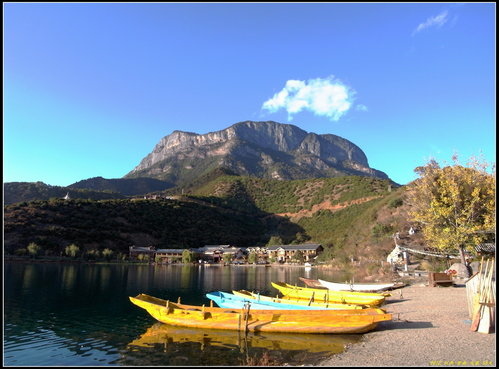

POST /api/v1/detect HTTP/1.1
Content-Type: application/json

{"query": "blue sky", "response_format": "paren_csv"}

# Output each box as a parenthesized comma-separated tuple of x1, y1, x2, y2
(4, 2, 496, 187)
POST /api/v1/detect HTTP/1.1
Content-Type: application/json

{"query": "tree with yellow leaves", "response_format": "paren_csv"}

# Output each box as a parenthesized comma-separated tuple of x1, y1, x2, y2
(406, 155, 495, 276)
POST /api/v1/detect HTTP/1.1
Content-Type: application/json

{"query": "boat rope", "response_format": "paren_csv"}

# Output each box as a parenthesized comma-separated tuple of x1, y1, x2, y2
(307, 291, 315, 306)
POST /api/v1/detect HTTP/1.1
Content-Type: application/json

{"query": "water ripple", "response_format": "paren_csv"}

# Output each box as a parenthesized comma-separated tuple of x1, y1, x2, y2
(5, 263, 363, 366)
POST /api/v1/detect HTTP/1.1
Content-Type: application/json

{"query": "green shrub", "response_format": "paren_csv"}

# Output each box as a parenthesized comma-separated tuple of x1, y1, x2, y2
(372, 223, 394, 238)
(27, 242, 41, 258)
(388, 198, 403, 208)
(65, 244, 80, 258)
(248, 252, 257, 264)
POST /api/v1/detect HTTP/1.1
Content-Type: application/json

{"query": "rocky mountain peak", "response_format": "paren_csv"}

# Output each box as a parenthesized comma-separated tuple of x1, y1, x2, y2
(125, 120, 390, 185)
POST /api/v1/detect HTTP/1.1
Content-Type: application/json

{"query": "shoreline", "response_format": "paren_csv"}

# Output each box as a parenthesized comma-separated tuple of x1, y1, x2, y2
(317, 284, 496, 367)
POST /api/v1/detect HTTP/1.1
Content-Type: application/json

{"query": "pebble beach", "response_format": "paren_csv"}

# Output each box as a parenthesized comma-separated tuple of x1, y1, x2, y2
(318, 284, 496, 367)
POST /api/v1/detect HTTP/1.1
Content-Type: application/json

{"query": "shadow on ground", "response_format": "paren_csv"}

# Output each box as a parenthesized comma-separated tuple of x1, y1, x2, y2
(377, 320, 434, 331)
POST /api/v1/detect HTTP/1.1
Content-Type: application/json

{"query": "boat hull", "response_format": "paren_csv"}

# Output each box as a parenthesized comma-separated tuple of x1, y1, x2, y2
(318, 279, 395, 292)
(232, 290, 364, 310)
(299, 277, 326, 289)
(129, 294, 392, 334)
(207, 291, 342, 310)
(271, 282, 386, 307)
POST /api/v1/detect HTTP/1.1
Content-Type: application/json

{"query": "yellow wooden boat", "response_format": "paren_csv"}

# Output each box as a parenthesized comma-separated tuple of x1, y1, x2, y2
(232, 290, 366, 309)
(271, 282, 387, 307)
(129, 293, 392, 334)
(128, 322, 362, 353)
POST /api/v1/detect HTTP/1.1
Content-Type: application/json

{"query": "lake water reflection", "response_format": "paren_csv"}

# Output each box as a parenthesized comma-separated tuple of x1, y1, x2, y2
(4, 262, 362, 366)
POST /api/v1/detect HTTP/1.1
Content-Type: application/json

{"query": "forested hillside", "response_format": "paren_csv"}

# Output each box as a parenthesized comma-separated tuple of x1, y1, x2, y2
(4, 174, 411, 263)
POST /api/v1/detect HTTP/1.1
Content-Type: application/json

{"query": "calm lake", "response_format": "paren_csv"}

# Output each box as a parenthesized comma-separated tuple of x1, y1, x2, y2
(4, 262, 363, 366)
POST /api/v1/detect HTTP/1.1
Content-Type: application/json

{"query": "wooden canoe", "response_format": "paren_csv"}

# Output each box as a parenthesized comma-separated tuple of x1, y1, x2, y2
(232, 290, 365, 310)
(318, 279, 396, 293)
(271, 282, 387, 307)
(129, 293, 392, 334)
(206, 291, 342, 310)
(299, 277, 327, 289)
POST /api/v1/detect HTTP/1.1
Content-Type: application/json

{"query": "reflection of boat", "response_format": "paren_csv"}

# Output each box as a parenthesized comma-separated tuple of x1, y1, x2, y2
(271, 282, 387, 307)
(299, 277, 327, 289)
(129, 293, 392, 334)
(128, 322, 362, 354)
(232, 290, 364, 310)
(318, 279, 398, 292)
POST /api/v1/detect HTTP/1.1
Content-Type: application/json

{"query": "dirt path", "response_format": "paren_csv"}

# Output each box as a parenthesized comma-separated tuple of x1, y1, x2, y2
(318, 285, 496, 367)
(276, 196, 381, 220)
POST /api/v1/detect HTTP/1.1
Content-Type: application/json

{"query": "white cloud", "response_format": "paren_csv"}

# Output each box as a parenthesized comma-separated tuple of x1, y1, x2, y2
(412, 10, 449, 36)
(262, 76, 356, 121)
(356, 104, 368, 112)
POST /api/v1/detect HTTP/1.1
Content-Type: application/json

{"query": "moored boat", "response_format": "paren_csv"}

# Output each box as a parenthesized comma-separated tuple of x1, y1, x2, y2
(318, 278, 397, 293)
(207, 291, 328, 310)
(271, 282, 387, 307)
(299, 277, 326, 289)
(208, 291, 364, 310)
(232, 290, 365, 310)
(299, 277, 327, 289)
(129, 293, 392, 334)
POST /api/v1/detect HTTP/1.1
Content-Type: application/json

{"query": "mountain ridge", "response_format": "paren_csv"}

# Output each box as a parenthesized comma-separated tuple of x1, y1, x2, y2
(125, 120, 391, 185)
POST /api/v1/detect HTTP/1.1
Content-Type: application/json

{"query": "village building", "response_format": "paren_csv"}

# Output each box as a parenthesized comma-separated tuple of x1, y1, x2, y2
(129, 245, 156, 260)
(128, 243, 324, 264)
(155, 248, 186, 263)
(245, 246, 268, 262)
(194, 245, 246, 263)
(195, 245, 230, 263)
(218, 246, 246, 262)
(266, 244, 323, 263)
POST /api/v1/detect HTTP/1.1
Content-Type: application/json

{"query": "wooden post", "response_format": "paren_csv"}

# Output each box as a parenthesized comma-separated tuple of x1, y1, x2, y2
(244, 303, 251, 335)
(403, 251, 409, 272)
(478, 261, 494, 334)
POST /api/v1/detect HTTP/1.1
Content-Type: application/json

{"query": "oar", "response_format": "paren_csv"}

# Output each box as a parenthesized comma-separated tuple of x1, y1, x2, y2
(470, 259, 488, 331)
(471, 257, 484, 312)
(468, 257, 484, 318)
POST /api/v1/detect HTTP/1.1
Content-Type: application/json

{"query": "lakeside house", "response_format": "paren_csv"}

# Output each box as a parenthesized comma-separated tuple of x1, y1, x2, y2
(128, 243, 323, 264)
(155, 248, 188, 263)
(129, 244, 245, 263)
(129, 246, 156, 260)
(196, 245, 231, 263)
(266, 244, 324, 263)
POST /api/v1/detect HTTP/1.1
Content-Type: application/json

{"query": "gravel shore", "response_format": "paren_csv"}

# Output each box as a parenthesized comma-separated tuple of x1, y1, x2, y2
(318, 284, 496, 367)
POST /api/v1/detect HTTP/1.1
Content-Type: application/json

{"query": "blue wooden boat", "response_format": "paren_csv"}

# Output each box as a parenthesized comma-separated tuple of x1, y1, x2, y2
(206, 291, 342, 310)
